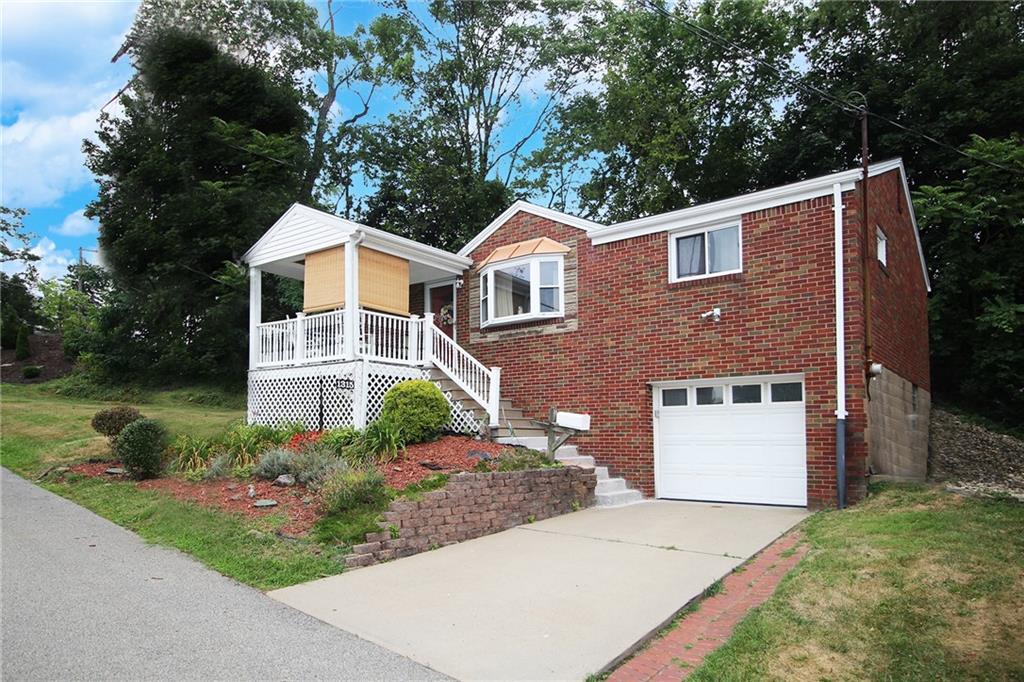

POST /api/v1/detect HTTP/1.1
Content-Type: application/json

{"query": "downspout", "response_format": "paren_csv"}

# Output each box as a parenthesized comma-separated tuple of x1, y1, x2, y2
(833, 183, 848, 509)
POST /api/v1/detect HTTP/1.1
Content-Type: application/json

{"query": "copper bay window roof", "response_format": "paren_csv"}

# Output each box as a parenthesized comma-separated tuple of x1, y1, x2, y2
(477, 236, 570, 269)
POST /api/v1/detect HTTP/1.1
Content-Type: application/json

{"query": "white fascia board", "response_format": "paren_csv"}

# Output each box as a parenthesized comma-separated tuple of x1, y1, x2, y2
(589, 159, 910, 246)
(891, 162, 932, 292)
(360, 226, 472, 274)
(457, 200, 605, 257)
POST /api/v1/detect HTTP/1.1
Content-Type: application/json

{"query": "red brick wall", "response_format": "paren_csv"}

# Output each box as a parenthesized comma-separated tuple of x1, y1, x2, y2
(452, 179, 928, 508)
(409, 283, 425, 317)
(864, 171, 931, 390)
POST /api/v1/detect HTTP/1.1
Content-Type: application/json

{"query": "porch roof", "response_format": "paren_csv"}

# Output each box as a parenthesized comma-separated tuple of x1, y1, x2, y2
(243, 204, 473, 283)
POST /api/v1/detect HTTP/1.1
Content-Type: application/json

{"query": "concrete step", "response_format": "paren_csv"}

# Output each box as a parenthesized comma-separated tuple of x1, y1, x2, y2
(556, 455, 595, 468)
(594, 466, 609, 480)
(595, 488, 644, 508)
(596, 477, 627, 494)
(495, 436, 548, 449)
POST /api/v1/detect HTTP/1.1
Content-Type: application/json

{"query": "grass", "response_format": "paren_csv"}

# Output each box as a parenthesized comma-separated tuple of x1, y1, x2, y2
(0, 382, 341, 590)
(684, 484, 1024, 681)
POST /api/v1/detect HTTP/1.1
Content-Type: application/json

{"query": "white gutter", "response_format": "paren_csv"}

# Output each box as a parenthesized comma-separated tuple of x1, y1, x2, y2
(833, 183, 847, 419)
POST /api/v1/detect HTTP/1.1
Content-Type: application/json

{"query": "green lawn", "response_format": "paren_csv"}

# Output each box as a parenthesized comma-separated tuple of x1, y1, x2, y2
(684, 485, 1024, 681)
(0, 382, 345, 590)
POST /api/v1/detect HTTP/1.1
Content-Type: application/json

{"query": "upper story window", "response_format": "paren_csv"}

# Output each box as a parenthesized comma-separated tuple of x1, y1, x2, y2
(876, 227, 888, 267)
(479, 255, 564, 327)
(669, 223, 742, 282)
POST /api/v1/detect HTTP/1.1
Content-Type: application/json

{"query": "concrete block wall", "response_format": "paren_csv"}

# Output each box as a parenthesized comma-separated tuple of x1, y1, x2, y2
(345, 467, 596, 568)
(867, 370, 930, 481)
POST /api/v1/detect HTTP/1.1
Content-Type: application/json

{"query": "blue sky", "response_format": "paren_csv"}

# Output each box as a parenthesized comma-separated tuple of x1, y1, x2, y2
(0, 0, 437, 281)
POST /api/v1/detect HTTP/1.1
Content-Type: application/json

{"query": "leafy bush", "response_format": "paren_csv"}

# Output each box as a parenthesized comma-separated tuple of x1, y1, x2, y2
(14, 326, 30, 360)
(320, 427, 361, 455)
(318, 467, 388, 515)
(46, 356, 149, 403)
(170, 434, 217, 480)
(380, 380, 450, 444)
(1, 304, 21, 349)
(359, 418, 405, 463)
(255, 447, 295, 480)
(115, 418, 169, 479)
(219, 422, 280, 471)
(203, 453, 232, 480)
(91, 406, 144, 441)
(293, 444, 349, 487)
(495, 447, 558, 472)
(21, 365, 42, 379)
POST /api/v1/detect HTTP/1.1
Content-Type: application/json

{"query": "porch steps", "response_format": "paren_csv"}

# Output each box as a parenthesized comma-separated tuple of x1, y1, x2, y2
(428, 371, 643, 507)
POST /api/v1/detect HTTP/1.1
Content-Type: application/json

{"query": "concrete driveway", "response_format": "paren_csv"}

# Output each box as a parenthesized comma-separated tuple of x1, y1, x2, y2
(270, 500, 807, 681)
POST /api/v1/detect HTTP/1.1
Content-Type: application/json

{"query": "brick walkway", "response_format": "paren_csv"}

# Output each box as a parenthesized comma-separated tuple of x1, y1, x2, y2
(608, 532, 808, 682)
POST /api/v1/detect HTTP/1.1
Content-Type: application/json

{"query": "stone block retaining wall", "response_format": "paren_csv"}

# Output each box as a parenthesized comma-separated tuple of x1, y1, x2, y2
(346, 467, 596, 568)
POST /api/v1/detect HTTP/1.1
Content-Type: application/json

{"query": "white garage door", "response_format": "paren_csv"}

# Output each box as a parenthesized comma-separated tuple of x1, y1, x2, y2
(654, 375, 807, 506)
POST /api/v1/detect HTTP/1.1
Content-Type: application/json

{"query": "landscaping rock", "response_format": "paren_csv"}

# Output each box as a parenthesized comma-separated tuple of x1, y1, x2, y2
(272, 474, 296, 487)
(930, 408, 1024, 499)
(104, 467, 126, 475)
(467, 449, 492, 461)
(228, 494, 243, 502)
(253, 499, 278, 508)
(247, 484, 256, 498)
(419, 461, 443, 470)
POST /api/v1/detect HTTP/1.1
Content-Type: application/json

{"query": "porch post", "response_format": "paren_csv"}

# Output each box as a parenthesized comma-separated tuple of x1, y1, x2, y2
(248, 267, 262, 369)
(343, 238, 360, 360)
(422, 312, 435, 365)
(294, 312, 306, 364)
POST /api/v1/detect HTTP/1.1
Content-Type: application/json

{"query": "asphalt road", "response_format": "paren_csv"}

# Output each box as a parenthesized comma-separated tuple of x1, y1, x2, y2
(0, 468, 447, 681)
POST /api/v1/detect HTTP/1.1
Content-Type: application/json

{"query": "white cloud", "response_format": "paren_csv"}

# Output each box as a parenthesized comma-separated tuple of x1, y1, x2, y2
(1, 236, 74, 280)
(1, 107, 102, 207)
(51, 209, 99, 237)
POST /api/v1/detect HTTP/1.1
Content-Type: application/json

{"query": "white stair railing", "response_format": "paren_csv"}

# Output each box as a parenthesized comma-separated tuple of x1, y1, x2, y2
(425, 314, 500, 427)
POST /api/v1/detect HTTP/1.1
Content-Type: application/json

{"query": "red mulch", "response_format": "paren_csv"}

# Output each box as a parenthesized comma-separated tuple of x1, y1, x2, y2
(68, 461, 321, 536)
(381, 435, 505, 488)
(64, 436, 503, 537)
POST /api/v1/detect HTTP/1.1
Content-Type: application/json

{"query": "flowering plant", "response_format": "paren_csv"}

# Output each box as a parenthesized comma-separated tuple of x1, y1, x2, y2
(287, 430, 323, 451)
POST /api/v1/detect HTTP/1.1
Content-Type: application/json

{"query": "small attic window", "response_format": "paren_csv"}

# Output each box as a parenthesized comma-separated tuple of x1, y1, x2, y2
(876, 227, 888, 267)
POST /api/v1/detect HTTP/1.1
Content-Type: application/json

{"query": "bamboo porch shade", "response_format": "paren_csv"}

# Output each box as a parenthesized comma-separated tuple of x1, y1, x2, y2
(302, 245, 410, 316)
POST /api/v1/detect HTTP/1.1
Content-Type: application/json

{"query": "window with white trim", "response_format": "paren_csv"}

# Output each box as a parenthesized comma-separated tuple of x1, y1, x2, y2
(669, 223, 741, 282)
(876, 227, 888, 267)
(479, 255, 564, 327)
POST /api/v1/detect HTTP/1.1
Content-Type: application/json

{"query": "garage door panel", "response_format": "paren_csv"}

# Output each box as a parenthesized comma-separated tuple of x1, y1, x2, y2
(655, 378, 807, 507)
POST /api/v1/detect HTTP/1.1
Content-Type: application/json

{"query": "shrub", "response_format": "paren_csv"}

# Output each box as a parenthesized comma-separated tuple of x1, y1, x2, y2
(170, 434, 216, 480)
(220, 422, 279, 471)
(255, 447, 295, 480)
(203, 453, 232, 480)
(0, 304, 20, 349)
(21, 365, 42, 379)
(359, 418, 405, 463)
(293, 444, 349, 487)
(320, 427, 361, 455)
(14, 326, 30, 360)
(115, 418, 169, 479)
(495, 447, 557, 472)
(91, 406, 143, 441)
(380, 380, 450, 444)
(318, 467, 388, 515)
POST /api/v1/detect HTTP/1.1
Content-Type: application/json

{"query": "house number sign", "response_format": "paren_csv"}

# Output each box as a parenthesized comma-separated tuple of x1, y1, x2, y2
(336, 377, 355, 391)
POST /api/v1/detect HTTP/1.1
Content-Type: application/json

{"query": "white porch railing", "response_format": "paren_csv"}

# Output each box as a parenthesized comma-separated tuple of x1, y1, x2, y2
(253, 308, 500, 426)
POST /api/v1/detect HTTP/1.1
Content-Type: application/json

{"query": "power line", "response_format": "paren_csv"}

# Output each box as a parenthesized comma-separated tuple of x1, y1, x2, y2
(639, 0, 1024, 176)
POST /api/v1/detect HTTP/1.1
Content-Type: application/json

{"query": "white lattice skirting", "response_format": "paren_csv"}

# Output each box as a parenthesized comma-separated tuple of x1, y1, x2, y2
(247, 360, 484, 434)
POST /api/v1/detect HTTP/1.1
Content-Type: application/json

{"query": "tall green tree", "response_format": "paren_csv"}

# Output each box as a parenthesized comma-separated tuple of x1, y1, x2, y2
(762, 1, 1024, 187)
(359, 0, 595, 248)
(84, 30, 310, 381)
(526, 0, 798, 220)
(915, 137, 1024, 422)
(1, 207, 40, 279)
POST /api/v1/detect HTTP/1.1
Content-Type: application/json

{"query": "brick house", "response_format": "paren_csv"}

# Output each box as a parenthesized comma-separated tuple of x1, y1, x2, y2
(244, 158, 929, 510)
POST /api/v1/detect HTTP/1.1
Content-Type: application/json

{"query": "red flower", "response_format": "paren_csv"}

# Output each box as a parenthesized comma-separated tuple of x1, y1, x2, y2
(287, 430, 323, 451)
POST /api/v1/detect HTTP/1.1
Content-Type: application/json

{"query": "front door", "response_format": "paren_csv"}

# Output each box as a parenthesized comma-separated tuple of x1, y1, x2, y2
(428, 282, 456, 338)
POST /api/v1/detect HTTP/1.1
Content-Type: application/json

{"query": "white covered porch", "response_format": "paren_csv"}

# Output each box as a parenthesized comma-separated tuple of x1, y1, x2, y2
(243, 204, 500, 430)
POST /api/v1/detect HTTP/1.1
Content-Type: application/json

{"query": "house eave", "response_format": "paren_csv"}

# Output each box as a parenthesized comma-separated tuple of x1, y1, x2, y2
(457, 200, 604, 258)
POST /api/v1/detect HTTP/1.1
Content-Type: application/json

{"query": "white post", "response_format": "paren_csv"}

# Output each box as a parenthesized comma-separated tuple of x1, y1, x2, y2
(422, 312, 435, 366)
(354, 359, 369, 428)
(488, 366, 501, 428)
(248, 267, 262, 369)
(407, 315, 420, 364)
(343, 239, 360, 360)
(294, 312, 306, 364)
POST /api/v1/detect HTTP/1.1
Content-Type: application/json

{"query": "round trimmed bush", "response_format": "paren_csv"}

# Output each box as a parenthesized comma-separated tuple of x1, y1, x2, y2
(318, 467, 387, 514)
(380, 379, 450, 444)
(21, 365, 43, 379)
(91, 406, 143, 441)
(114, 418, 169, 479)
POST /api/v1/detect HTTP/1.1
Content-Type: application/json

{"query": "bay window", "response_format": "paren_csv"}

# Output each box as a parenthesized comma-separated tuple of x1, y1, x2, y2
(480, 255, 564, 327)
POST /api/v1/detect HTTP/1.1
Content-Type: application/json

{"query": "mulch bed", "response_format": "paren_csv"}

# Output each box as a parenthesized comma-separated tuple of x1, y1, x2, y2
(381, 435, 505, 488)
(0, 333, 75, 383)
(64, 435, 507, 537)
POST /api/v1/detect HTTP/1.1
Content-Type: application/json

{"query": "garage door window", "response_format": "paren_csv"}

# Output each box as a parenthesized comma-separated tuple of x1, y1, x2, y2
(695, 386, 724, 405)
(662, 388, 688, 406)
(771, 382, 803, 402)
(732, 384, 762, 404)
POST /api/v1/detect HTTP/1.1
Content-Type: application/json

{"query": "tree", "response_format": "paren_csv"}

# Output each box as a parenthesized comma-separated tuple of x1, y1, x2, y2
(14, 325, 31, 361)
(915, 136, 1024, 423)
(359, 0, 595, 247)
(527, 0, 798, 221)
(84, 30, 310, 381)
(761, 2, 1024, 188)
(1, 207, 40, 279)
